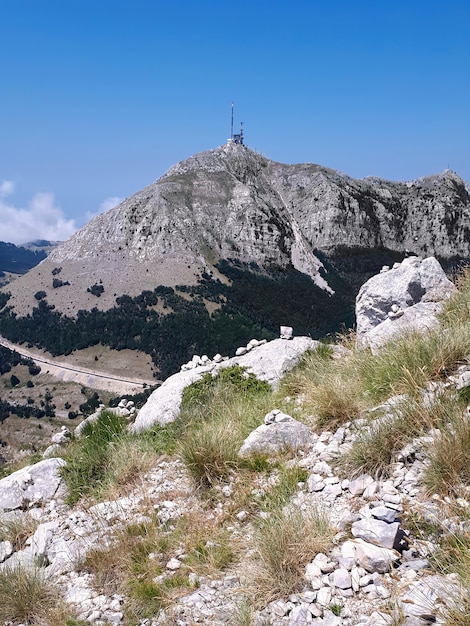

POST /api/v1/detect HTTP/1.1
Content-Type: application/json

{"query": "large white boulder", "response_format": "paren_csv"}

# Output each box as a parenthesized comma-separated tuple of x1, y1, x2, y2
(356, 256, 454, 352)
(0, 458, 66, 513)
(132, 337, 320, 432)
(238, 410, 313, 457)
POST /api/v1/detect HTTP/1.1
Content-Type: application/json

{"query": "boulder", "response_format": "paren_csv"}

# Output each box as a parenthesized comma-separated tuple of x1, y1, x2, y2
(356, 256, 454, 352)
(0, 458, 66, 513)
(216, 337, 321, 388)
(351, 518, 400, 549)
(131, 366, 214, 431)
(238, 411, 313, 457)
(353, 538, 400, 573)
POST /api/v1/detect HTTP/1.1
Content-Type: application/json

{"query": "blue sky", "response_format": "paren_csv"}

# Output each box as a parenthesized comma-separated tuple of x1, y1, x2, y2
(1, 0, 469, 244)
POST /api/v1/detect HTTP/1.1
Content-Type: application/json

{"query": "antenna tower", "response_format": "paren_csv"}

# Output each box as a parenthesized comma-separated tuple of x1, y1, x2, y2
(230, 102, 244, 145)
(231, 102, 234, 140)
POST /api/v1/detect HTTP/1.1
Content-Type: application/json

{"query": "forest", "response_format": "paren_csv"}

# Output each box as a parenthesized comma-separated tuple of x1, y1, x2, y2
(0, 260, 357, 379)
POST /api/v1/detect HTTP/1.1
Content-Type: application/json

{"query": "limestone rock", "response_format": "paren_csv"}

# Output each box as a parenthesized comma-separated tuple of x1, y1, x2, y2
(131, 366, 213, 430)
(0, 458, 66, 513)
(354, 538, 400, 573)
(356, 256, 454, 351)
(238, 413, 313, 457)
(216, 337, 321, 389)
(351, 518, 400, 549)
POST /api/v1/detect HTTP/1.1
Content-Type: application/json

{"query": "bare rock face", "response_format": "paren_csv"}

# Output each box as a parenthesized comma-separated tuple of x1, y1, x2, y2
(356, 256, 455, 352)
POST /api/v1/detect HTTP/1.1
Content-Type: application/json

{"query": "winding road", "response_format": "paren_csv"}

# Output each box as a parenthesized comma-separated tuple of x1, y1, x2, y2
(0, 336, 158, 394)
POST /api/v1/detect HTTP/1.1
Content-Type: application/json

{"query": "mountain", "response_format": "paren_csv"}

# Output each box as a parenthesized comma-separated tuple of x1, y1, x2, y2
(0, 142, 469, 378)
(0, 241, 48, 275)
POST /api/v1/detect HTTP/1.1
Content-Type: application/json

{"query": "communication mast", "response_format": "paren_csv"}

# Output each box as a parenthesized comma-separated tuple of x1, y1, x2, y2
(229, 102, 244, 145)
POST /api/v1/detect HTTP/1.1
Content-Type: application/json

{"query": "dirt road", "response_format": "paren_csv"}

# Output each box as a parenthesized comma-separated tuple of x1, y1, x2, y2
(0, 336, 157, 394)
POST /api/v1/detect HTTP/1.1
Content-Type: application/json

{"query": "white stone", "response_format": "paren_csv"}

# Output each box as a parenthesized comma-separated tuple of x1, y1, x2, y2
(332, 568, 352, 589)
(354, 539, 400, 573)
(0, 540, 13, 563)
(316, 587, 332, 606)
(352, 518, 400, 549)
(280, 326, 293, 339)
(348, 474, 374, 496)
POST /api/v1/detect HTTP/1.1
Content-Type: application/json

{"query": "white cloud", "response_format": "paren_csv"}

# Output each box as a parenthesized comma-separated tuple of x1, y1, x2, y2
(0, 181, 77, 245)
(85, 195, 123, 222)
(0, 180, 15, 198)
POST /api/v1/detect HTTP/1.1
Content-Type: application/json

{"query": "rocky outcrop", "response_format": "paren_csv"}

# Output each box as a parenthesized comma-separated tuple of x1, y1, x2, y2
(356, 256, 455, 352)
(132, 336, 320, 431)
(0, 458, 66, 513)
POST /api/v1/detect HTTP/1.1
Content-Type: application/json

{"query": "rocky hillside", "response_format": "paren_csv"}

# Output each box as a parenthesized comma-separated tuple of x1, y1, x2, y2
(1, 257, 470, 626)
(0, 143, 468, 377)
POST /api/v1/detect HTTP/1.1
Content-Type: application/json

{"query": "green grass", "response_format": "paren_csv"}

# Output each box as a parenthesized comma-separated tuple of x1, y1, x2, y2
(60, 410, 129, 504)
(178, 366, 274, 488)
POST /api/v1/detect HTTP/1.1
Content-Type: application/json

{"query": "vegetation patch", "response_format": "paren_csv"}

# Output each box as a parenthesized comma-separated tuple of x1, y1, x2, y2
(248, 506, 334, 603)
(0, 564, 83, 625)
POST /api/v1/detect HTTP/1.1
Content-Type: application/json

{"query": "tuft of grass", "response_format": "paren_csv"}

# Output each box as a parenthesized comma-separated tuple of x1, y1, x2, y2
(99, 436, 161, 499)
(0, 564, 83, 625)
(424, 407, 470, 497)
(279, 347, 364, 428)
(0, 514, 38, 551)
(339, 391, 461, 477)
(178, 366, 274, 489)
(249, 506, 333, 602)
(180, 417, 241, 488)
(358, 327, 470, 402)
(60, 410, 128, 504)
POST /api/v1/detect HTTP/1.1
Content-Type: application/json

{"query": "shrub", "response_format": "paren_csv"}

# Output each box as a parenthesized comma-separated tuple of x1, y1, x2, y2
(9, 374, 20, 387)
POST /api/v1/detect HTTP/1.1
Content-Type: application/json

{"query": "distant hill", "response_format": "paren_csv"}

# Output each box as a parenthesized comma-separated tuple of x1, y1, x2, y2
(0, 241, 49, 275)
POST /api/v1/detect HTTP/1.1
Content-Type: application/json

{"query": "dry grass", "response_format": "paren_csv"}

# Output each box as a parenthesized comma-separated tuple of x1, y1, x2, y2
(279, 347, 365, 428)
(0, 513, 38, 551)
(83, 509, 236, 623)
(0, 564, 82, 625)
(100, 437, 161, 500)
(247, 506, 333, 603)
(424, 407, 470, 497)
(179, 416, 241, 488)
